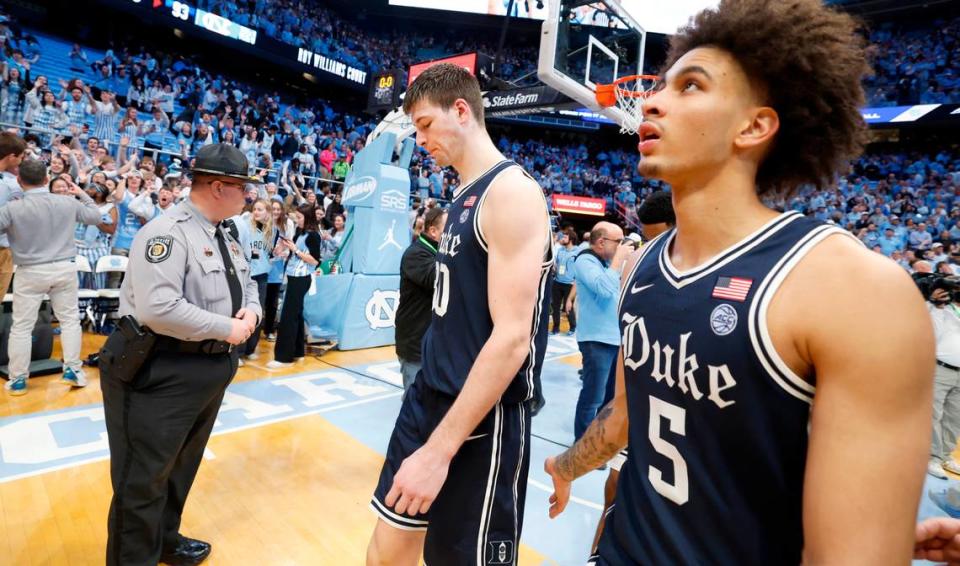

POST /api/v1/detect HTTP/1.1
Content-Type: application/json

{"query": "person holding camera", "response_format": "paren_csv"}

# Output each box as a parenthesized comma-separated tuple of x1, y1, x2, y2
(928, 281, 960, 478)
(74, 180, 117, 289)
(569, 221, 632, 441)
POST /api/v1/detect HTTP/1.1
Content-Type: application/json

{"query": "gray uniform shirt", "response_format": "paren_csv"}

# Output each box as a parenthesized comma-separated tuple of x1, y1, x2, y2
(0, 187, 102, 265)
(120, 197, 261, 341)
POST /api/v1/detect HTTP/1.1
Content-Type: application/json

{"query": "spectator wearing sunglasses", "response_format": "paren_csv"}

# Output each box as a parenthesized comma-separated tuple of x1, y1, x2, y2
(568, 221, 633, 441)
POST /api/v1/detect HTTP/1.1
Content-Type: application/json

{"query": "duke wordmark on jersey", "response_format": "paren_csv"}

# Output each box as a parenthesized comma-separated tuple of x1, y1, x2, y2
(621, 313, 737, 409)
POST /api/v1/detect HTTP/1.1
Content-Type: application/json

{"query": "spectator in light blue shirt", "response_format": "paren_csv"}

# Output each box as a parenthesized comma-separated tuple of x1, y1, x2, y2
(569, 222, 632, 441)
(550, 231, 578, 336)
(910, 222, 933, 250)
(878, 228, 902, 256)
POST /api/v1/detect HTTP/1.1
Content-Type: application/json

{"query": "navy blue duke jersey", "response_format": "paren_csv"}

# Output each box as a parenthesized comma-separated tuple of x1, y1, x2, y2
(600, 212, 855, 565)
(420, 160, 553, 404)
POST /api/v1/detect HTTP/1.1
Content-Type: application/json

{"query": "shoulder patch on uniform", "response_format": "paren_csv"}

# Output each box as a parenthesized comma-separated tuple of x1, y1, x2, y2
(145, 236, 173, 263)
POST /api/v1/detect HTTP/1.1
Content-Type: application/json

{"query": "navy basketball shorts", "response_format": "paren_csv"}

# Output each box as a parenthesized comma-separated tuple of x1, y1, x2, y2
(371, 377, 532, 566)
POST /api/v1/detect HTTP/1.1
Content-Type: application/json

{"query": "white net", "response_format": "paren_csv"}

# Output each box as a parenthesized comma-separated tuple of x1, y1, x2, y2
(615, 87, 645, 135)
(612, 77, 654, 135)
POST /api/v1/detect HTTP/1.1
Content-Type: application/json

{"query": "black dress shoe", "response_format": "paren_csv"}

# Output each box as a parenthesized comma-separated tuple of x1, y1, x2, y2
(160, 536, 211, 565)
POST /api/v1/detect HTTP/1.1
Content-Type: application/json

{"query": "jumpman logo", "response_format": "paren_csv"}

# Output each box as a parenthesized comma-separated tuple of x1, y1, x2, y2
(378, 219, 403, 251)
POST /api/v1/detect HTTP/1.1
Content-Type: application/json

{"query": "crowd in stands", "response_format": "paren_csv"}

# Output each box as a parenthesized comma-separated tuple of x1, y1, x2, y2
(197, 0, 539, 84)
(863, 16, 960, 107)
(0, 3, 955, 305)
(201, 0, 960, 107)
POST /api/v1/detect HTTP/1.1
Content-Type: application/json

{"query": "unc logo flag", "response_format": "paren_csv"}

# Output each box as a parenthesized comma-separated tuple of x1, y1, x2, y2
(304, 132, 415, 350)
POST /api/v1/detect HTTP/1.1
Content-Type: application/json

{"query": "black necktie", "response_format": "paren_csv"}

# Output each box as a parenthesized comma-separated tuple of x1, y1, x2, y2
(215, 226, 243, 316)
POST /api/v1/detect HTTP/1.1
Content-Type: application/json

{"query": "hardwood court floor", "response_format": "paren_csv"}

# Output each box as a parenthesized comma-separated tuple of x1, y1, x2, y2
(0, 333, 553, 565)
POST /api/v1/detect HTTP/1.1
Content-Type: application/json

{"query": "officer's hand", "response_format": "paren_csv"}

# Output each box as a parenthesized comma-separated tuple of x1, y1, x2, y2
(234, 307, 258, 334)
(226, 318, 251, 345)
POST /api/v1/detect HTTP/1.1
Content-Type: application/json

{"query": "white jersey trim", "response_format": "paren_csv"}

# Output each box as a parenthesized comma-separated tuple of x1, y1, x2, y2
(474, 163, 553, 266)
(523, 266, 551, 400)
(748, 225, 854, 404)
(659, 212, 802, 289)
(617, 231, 670, 313)
(453, 159, 511, 203)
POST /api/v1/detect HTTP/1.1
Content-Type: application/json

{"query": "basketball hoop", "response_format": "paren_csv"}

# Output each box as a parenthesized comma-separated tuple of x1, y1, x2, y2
(595, 75, 660, 135)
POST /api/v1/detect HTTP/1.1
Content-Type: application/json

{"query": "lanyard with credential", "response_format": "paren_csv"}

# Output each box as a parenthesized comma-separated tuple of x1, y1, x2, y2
(418, 235, 438, 254)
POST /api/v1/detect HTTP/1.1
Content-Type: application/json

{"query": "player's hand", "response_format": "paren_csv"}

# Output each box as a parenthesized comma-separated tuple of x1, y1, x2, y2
(564, 298, 573, 314)
(544, 455, 571, 519)
(385, 445, 451, 516)
(226, 318, 252, 345)
(915, 517, 960, 564)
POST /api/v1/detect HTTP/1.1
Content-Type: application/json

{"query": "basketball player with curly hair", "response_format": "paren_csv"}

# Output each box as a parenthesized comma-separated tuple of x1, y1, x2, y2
(545, 1, 935, 563)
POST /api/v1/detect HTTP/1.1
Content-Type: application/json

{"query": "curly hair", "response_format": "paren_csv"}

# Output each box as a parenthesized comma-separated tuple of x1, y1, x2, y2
(663, 0, 871, 195)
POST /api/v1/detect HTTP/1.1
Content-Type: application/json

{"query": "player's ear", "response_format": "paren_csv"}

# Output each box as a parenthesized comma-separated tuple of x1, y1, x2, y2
(734, 106, 779, 153)
(454, 99, 471, 125)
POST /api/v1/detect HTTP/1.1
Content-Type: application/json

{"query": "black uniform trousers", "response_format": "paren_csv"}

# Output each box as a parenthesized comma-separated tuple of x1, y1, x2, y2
(273, 275, 311, 362)
(101, 349, 238, 566)
(243, 273, 269, 356)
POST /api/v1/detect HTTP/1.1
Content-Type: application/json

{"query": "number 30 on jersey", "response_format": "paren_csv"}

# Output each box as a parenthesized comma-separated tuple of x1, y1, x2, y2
(433, 263, 450, 317)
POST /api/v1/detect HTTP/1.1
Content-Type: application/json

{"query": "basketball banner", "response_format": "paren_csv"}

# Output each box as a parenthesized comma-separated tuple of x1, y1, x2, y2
(551, 195, 606, 216)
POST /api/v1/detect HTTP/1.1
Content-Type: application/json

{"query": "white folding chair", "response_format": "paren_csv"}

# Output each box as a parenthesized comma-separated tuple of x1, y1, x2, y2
(93, 255, 129, 332)
(75, 256, 97, 327)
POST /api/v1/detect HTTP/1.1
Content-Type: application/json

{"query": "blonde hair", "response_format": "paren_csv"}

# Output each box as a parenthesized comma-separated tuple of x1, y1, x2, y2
(248, 199, 275, 248)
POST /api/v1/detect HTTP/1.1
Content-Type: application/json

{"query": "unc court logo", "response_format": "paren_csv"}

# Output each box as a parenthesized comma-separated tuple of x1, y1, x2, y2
(487, 540, 514, 564)
(710, 304, 738, 336)
(365, 289, 399, 330)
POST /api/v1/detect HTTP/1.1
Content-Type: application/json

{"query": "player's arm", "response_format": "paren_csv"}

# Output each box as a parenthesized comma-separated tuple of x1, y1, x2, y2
(431, 170, 552, 447)
(797, 237, 934, 564)
(544, 248, 643, 517)
(385, 169, 550, 516)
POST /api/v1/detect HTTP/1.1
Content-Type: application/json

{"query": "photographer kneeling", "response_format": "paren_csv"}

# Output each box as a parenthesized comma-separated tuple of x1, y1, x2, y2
(921, 273, 960, 478)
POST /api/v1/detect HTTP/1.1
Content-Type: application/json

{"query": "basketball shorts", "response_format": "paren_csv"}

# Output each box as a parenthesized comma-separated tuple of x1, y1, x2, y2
(371, 377, 532, 566)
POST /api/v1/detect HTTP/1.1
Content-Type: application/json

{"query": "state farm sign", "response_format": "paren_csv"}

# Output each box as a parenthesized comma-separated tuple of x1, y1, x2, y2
(552, 195, 606, 216)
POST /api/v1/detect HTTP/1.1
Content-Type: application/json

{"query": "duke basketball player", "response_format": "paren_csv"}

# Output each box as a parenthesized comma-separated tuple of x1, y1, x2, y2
(367, 63, 553, 566)
(545, 0, 935, 564)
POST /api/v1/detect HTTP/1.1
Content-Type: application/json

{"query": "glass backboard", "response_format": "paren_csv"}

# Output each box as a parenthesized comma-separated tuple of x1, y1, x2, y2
(538, 0, 647, 128)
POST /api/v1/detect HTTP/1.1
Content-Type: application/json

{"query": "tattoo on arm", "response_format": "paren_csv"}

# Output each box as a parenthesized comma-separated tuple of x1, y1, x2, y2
(554, 404, 623, 481)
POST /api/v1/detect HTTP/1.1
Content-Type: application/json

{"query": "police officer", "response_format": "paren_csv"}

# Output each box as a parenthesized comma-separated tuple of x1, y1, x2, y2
(101, 144, 261, 566)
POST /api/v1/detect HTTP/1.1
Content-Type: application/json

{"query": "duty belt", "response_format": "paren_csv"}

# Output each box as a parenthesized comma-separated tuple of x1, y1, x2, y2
(154, 336, 233, 355)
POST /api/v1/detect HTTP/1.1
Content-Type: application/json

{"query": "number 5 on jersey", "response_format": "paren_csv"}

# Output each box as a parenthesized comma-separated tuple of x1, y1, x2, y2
(433, 263, 450, 317)
(648, 396, 689, 505)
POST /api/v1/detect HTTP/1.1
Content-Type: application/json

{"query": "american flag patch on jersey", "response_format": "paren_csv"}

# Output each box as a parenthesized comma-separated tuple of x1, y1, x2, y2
(712, 276, 753, 302)
(463, 196, 477, 208)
